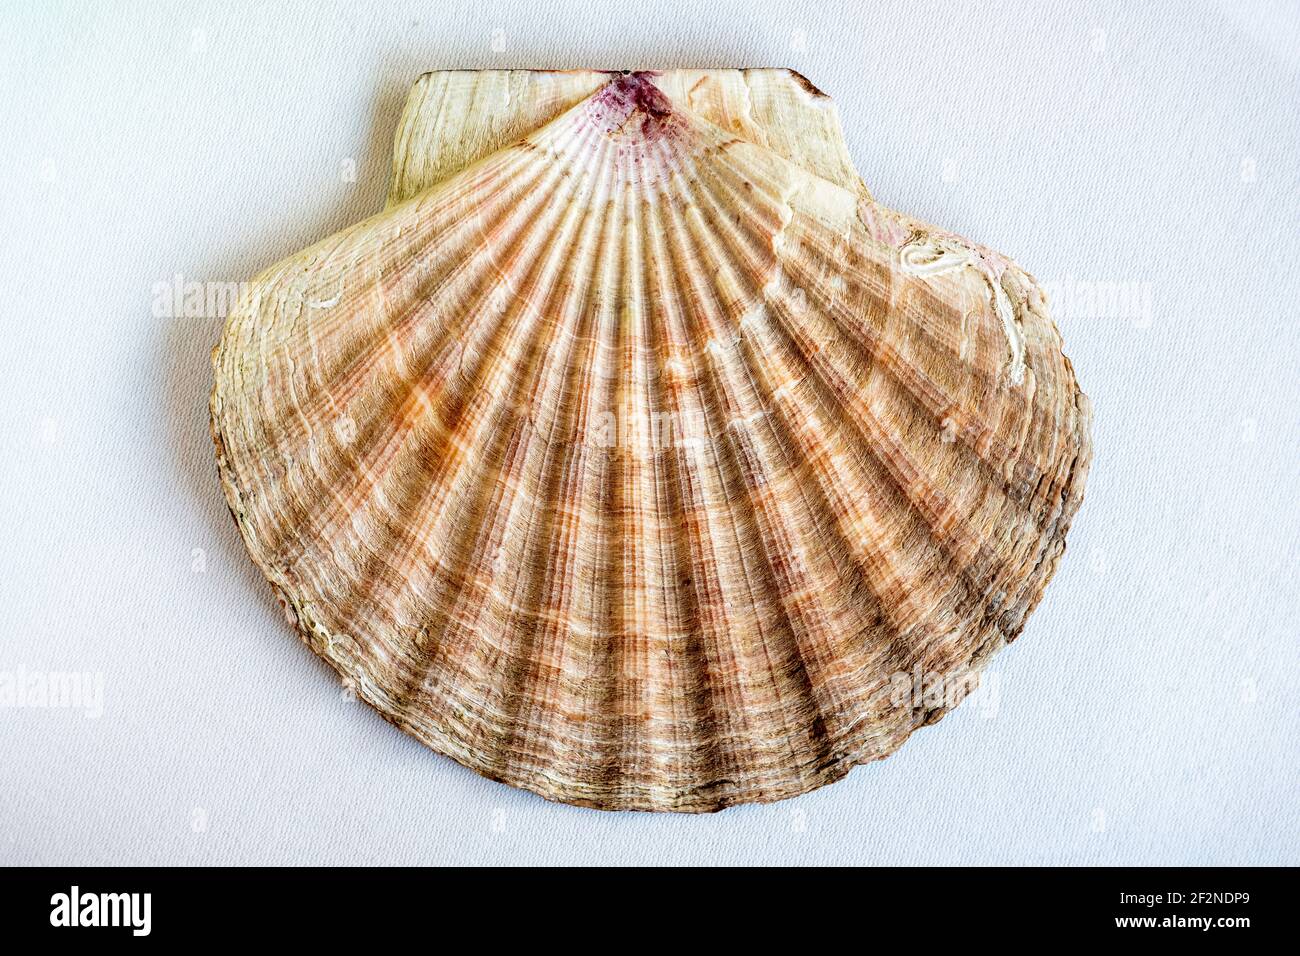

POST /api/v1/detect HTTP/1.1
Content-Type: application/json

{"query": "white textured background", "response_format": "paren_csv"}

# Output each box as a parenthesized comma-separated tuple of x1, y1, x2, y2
(1, 0, 1297, 866)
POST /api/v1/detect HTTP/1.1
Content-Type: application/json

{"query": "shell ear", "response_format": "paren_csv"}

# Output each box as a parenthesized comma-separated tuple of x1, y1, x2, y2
(388, 69, 867, 206)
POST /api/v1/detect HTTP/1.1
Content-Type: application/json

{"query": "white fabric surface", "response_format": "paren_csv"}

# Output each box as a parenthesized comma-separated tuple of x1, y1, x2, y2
(1, 0, 1296, 865)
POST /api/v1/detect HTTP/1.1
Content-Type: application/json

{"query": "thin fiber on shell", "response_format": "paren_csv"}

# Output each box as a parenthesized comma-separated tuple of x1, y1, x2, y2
(211, 69, 1092, 811)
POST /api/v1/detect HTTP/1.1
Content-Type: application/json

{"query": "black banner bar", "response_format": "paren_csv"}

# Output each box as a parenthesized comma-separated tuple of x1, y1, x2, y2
(0, 866, 1285, 942)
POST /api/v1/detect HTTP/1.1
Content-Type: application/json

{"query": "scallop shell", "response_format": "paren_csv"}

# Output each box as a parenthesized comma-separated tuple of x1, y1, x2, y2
(211, 69, 1092, 811)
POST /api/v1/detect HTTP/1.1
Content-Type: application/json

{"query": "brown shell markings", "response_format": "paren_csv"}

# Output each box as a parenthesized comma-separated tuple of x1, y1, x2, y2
(210, 69, 1092, 811)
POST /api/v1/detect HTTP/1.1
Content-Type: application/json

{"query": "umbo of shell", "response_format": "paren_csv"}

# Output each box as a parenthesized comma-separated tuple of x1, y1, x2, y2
(210, 69, 1092, 811)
